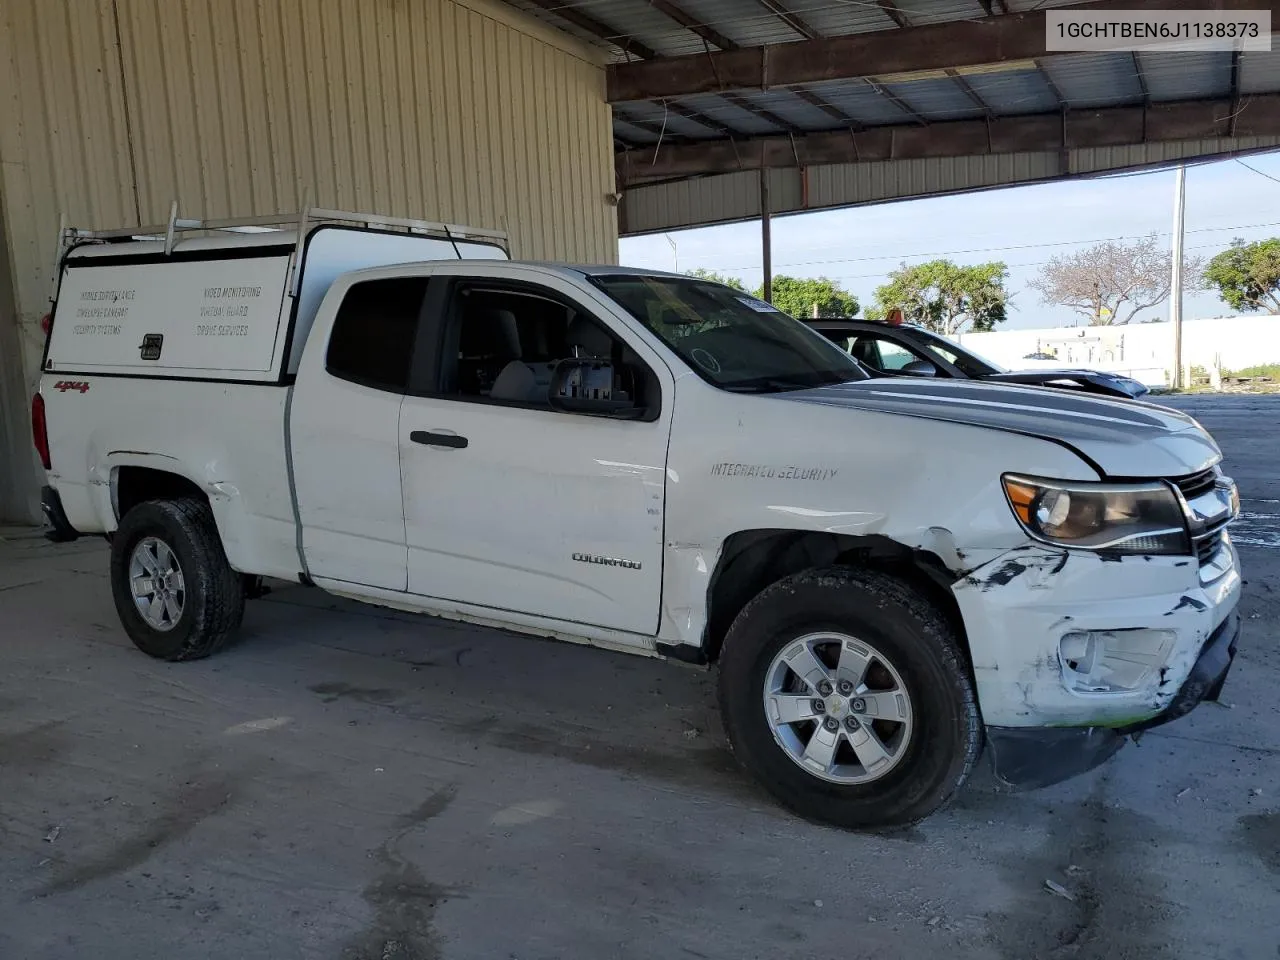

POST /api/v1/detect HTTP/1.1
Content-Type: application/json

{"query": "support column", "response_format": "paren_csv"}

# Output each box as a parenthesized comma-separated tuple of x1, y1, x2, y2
(1170, 164, 1186, 390)
(760, 169, 772, 303)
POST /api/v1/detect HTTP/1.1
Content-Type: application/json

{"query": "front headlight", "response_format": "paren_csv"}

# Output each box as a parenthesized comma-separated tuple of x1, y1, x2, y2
(1001, 474, 1190, 555)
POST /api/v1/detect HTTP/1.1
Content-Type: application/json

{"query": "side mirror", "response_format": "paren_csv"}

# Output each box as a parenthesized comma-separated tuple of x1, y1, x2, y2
(548, 358, 644, 417)
(899, 359, 938, 378)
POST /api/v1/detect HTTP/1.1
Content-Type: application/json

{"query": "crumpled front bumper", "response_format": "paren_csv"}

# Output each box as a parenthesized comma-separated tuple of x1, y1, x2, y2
(985, 607, 1239, 789)
(953, 535, 1242, 789)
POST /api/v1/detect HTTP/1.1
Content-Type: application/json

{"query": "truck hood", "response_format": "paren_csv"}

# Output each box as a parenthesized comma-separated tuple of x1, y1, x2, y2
(777, 378, 1220, 478)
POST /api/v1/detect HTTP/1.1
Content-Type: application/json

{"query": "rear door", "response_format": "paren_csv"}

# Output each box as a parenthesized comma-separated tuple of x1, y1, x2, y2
(397, 268, 673, 635)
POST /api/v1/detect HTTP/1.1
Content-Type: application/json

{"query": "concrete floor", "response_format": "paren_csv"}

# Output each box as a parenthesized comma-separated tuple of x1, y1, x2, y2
(1, 394, 1277, 960)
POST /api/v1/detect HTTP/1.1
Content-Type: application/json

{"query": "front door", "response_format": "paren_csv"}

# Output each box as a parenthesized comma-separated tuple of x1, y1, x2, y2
(398, 272, 672, 635)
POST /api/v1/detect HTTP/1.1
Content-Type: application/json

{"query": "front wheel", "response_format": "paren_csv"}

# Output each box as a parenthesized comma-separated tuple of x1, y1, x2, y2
(110, 498, 245, 661)
(717, 566, 981, 829)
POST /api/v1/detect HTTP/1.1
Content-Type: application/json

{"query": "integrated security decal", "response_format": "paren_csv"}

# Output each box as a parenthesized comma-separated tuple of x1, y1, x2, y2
(710, 462, 839, 481)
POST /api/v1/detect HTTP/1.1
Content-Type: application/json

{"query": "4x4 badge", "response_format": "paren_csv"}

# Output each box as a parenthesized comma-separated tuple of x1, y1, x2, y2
(52, 380, 90, 394)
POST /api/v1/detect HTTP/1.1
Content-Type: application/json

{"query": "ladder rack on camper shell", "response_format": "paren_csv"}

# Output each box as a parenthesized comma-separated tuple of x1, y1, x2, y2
(46, 202, 511, 382)
(53, 202, 510, 299)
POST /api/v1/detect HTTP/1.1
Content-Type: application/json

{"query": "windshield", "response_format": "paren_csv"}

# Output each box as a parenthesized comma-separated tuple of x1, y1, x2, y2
(589, 275, 868, 392)
(912, 330, 1007, 376)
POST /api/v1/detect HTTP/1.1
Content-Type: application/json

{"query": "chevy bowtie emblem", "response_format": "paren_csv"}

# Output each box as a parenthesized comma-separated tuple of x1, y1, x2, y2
(572, 552, 641, 570)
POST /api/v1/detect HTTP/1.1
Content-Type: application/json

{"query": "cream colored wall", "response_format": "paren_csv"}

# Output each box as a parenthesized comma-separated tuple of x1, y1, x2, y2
(0, 0, 618, 521)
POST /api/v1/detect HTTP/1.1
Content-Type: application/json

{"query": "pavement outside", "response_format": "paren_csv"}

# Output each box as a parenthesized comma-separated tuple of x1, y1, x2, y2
(1, 394, 1277, 960)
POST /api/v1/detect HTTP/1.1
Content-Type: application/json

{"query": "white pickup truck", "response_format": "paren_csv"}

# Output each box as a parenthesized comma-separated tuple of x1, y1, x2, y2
(34, 209, 1242, 829)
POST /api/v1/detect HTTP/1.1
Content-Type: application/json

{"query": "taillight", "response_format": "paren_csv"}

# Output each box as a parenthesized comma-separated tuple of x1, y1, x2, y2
(40, 313, 52, 336)
(32, 393, 51, 470)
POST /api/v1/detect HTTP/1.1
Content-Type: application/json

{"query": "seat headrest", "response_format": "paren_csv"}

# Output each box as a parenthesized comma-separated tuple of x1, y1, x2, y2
(567, 315, 614, 358)
(462, 307, 521, 358)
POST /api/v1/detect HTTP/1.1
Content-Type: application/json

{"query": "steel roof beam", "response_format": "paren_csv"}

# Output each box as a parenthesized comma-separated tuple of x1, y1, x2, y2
(606, 0, 1278, 102)
(658, 101, 736, 136)
(876, 0, 912, 29)
(521, 0, 735, 137)
(1037, 59, 1069, 111)
(646, 0, 740, 52)
(946, 68, 992, 115)
(616, 93, 1280, 182)
(639, 0, 847, 134)
(865, 79, 929, 125)
(522, 0, 658, 59)
(1228, 49, 1243, 137)
(754, 0, 821, 39)
(1132, 51, 1150, 102)
(792, 88, 864, 129)
(718, 92, 804, 131)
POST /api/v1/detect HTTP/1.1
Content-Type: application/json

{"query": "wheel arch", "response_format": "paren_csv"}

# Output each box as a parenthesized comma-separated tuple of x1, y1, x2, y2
(701, 528, 968, 665)
(107, 456, 248, 572)
(113, 463, 209, 521)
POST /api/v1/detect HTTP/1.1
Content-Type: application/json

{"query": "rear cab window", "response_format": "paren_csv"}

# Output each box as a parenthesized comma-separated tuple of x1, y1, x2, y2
(325, 278, 428, 393)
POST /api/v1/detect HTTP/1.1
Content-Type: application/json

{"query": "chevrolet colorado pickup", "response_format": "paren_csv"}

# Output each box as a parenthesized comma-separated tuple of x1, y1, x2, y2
(34, 209, 1242, 828)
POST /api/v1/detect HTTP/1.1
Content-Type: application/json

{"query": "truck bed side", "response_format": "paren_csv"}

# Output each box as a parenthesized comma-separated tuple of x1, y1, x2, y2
(43, 377, 301, 580)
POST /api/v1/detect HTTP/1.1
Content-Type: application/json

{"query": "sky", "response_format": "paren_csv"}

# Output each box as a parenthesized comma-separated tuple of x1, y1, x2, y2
(618, 148, 1280, 331)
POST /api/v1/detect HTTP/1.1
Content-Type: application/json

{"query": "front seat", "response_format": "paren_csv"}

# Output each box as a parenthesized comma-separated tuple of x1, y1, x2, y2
(490, 359, 537, 402)
(457, 307, 522, 396)
(850, 337, 883, 372)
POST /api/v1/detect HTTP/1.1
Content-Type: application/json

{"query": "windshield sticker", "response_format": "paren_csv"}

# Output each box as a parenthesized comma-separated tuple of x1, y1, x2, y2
(711, 462, 838, 481)
(736, 296, 781, 313)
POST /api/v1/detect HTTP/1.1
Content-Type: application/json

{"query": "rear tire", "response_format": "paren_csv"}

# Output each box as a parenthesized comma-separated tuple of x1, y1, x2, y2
(110, 498, 245, 661)
(717, 566, 981, 829)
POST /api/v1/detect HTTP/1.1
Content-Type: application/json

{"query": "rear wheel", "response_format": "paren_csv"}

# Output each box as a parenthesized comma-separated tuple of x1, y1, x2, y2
(110, 498, 244, 661)
(717, 566, 981, 829)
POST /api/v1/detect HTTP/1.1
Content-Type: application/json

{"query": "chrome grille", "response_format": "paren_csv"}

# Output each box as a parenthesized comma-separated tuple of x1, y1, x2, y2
(1174, 468, 1217, 501)
(1195, 530, 1224, 565)
(1168, 466, 1236, 569)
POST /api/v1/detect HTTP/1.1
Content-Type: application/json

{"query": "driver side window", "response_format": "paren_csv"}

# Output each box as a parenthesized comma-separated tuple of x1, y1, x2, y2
(434, 284, 658, 416)
(850, 334, 927, 372)
(876, 340, 923, 372)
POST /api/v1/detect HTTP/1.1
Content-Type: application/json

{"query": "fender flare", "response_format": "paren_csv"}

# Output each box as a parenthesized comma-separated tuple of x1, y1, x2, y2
(100, 451, 250, 571)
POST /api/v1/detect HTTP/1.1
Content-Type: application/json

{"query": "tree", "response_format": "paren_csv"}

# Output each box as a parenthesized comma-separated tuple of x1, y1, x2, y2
(1203, 237, 1280, 314)
(753, 275, 858, 318)
(1030, 235, 1203, 325)
(871, 260, 1008, 335)
(685, 268, 745, 291)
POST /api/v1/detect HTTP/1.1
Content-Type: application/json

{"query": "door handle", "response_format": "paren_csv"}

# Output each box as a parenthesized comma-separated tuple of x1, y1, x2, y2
(410, 430, 468, 449)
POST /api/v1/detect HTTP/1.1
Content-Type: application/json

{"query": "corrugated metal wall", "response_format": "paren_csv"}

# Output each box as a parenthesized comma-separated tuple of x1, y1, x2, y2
(621, 138, 1280, 235)
(0, 0, 616, 521)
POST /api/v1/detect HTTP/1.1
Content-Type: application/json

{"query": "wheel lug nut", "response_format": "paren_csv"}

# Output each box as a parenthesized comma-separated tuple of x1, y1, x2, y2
(851, 698, 867, 713)
(811, 699, 826, 714)
(823, 717, 839, 732)
(817, 680, 834, 696)
(837, 679, 853, 695)
(845, 716, 860, 731)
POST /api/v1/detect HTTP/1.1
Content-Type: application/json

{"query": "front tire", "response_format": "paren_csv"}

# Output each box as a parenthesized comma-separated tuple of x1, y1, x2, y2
(110, 498, 245, 661)
(717, 566, 981, 829)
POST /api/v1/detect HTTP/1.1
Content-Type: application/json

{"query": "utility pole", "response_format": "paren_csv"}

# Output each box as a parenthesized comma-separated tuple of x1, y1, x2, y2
(665, 234, 678, 275)
(760, 169, 773, 303)
(1170, 164, 1186, 389)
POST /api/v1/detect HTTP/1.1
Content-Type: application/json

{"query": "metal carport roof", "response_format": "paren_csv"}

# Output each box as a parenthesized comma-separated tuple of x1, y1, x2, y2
(502, 0, 1280, 233)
